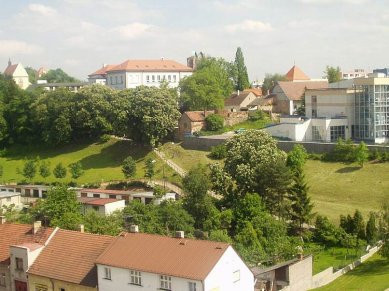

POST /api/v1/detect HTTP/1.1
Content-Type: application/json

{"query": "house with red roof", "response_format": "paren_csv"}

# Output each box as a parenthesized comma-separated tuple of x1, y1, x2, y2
(177, 111, 214, 140)
(0, 219, 55, 291)
(78, 197, 126, 216)
(88, 59, 193, 89)
(96, 230, 255, 291)
(3, 60, 30, 90)
(224, 91, 258, 112)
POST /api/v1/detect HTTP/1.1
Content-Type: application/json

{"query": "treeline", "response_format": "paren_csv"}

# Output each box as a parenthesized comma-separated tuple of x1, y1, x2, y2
(0, 75, 180, 146)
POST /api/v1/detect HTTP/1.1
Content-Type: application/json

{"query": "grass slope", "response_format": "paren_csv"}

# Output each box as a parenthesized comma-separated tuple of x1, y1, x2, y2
(312, 253, 389, 291)
(305, 160, 389, 222)
(0, 139, 180, 186)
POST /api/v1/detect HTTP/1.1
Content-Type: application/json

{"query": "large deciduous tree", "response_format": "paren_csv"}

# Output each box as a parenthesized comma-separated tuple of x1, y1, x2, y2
(40, 68, 79, 83)
(234, 47, 250, 91)
(324, 66, 341, 83)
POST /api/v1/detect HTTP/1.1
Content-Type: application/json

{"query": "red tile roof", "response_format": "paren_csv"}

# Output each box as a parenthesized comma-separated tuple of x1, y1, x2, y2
(4, 64, 18, 76)
(224, 91, 255, 106)
(0, 223, 54, 265)
(244, 88, 262, 97)
(78, 197, 120, 206)
(277, 81, 328, 101)
(285, 65, 310, 81)
(96, 232, 229, 281)
(88, 65, 116, 77)
(28, 229, 115, 287)
(183, 111, 213, 122)
(107, 59, 193, 73)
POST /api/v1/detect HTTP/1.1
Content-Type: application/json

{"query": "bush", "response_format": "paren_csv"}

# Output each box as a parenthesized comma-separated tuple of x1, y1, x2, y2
(327, 139, 356, 163)
(379, 151, 389, 163)
(100, 134, 111, 143)
(209, 144, 226, 159)
(309, 153, 323, 160)
(369, 149, 380, 161)
(249, 110, 267, 121)
(205, 114, 224, 131)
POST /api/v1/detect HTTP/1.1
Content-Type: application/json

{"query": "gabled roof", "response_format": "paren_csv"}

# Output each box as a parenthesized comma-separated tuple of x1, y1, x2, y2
(285, 65, 310, 81)
(225, 91, 254, 107)
(0, 223, 54, 265)
(28, 229, 114, 287)
(276, 81, 328, 101)
(78, 197, 121, 206)
(96, 232, 229, 281)
(4, 64, 18, 76)
(107, 59, 193, 73)
(183, 111, 212, 122)
(88, 65, 116, 77)
(244, 88, 262, 97)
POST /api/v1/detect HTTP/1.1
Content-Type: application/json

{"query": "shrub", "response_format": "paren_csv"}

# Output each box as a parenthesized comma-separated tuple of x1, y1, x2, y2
(209, 144, 227, 159)
(249, 110, 267, 121)
(379, 151, 389, 163)
(205, 114, 224, 131)
(308, 153, 323, 160)
(100, 134, 111, 143)
(327, 139, 356, 163)
(369, 149, 380, 161)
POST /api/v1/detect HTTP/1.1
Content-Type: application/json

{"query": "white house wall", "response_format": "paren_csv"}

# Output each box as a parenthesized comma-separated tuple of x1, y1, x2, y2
(203, 246, 254, 291)
(104, 200, 126, 215)
(97, 265, 203, 291)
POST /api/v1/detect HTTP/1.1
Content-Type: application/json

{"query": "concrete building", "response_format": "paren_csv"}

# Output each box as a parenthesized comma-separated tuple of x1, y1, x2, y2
(0, 221, 55, 291)
(265, 75, 389, 144)
(96, 231, 255, 291)
(3, 60, 30, 90)
(28, 229, 114, 291)
(0, 185, 50, 199)
(341, 68, 370, 80)
(89, 59, 193, 89)
(0, 191, 22, 210)
(78, 197, 126, 216)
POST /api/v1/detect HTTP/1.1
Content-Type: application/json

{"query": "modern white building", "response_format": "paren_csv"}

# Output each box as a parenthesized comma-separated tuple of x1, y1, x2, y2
(341, 68, 370, 80)
(0, 185, 50, 198)
(96, 231, 255, 291)
(89, 59, 193, 89)
(265, 75, 389, 144)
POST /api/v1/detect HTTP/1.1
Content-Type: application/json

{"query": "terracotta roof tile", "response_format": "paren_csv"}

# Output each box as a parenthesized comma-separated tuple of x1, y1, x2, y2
(4, 64, 18, 76)
(88, 65, 116, 77)
(183, 111, 213, 122)
(224, 91, 254, 106)
(28, 229, 115, 287)
(244, 88, 262, 97)
(277, 81, 328, 101)
(107, 59, 193, 73)
(285, 65, 310, 81)
(0, 224, 54, 265)
(96, 232, 229, 281)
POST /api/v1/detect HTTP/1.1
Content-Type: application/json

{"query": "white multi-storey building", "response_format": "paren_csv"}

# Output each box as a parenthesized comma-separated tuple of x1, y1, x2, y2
(89, 59, 193, 89)
(96, 231, 255, 291)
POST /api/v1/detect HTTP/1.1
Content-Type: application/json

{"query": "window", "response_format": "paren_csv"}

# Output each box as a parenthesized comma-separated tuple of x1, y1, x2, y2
(157, 75, 161, 81)
(93, 194, 100, 198)
(120, 76, 123, 84)
(35, 284, 48, 291)
(60, 288, 66, 291)
(146, 75, 150, 83)
(0, 273, 5, 287)
(115, 76, 118, 84)
(312, 126, 323, 141)
(152, 75, 155, 82)
(330, 125, 345, 142)
(168, 75, 171, 82)
(173, 75, 177, 82)
(15, 257, 23, 270)
(233, 270, 240, 283)
(129, 270, 142, 285)
(109, 195, 116, 199)
(81, 192, 87, 197)
(188, 282, 197, 291)
(92, 205, 99, 211)
(104, 267, 111, 280)
(160, 275, 171, 290)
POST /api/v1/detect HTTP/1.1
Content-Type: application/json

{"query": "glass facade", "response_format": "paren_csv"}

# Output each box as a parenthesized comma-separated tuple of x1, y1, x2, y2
(354, 84, 389, 141)
(330, 126, 345, 142)
(312, 126, 324, 141)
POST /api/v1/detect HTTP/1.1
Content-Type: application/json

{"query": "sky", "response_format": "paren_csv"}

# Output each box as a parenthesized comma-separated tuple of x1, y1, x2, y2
(0, 0, 388, 81)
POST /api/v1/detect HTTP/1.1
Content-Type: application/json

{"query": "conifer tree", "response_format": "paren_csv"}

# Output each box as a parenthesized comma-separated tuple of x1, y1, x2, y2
(234, 47, 250, 91)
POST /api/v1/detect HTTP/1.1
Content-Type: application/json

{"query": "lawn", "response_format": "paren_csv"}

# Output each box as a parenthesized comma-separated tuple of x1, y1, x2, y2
(312, 253, 389, 291)
(305, 160, 389, 223)
(306, 243, 364, 274)
(0, 138, 181, 186)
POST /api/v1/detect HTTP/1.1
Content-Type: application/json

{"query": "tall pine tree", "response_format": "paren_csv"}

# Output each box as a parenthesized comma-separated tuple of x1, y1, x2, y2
(234, 47, 250, 91)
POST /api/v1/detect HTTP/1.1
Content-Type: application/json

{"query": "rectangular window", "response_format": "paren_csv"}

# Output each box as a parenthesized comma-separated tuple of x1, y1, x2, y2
(35, 284, 48, 291)
(104, 267, 111, 280)
(60, 288, 65, 291)
(157, 75, 161, 81)
(160, 275, 171, 290)
(146, 75, 150, 83)
(92, 205, 99, 211)
(16, 257, 23, 270)
(81, 192, 87, 197)
(168, 75, 171, 82)
(330, 125, 345, 142)
(0, 273, 5, 287)
(189, 282, 197, 291)
(93, 194, 100, 198)
(109, 195, 116, 199)
(120, 75, 123, 84)
(173, 75, 177, 82)
(152, 75, 155, 82)
(233, 270, 240, 283)
(129, 270, 142, 285)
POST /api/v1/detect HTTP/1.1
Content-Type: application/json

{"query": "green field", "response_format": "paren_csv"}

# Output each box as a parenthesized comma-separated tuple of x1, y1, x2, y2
(0, 138, 181, 186)
(312, 253, 389, 291)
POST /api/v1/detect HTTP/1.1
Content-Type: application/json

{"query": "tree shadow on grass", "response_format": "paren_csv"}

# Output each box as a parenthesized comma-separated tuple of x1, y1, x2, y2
(336, 166, 361, 173)
(79, 140, 152, 170)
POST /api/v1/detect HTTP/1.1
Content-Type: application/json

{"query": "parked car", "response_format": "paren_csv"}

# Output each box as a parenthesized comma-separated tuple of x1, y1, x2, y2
(234, 128, 245, 134)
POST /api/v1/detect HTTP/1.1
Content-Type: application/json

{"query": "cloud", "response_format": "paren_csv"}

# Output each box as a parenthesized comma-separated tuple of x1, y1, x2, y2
(213, 0, 255, 12)
(111, 23, 155, 40)
(27, 4, 57, 16)
(0, 40, 43, 55)
(226, 20, 273, 33)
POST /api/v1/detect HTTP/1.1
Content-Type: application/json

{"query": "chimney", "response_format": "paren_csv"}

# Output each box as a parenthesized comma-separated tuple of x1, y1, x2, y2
(176, 231, 185, 238)
(0, 216, 6, 224)
(161, 57, 164, 61)
(79, 224, 85, 233)
(130, 224, 139, 233)
(33, 221, 42, 234)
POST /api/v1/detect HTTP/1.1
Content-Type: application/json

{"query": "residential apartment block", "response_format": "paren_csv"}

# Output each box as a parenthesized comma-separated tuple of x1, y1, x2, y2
(89, 59, 193, 89)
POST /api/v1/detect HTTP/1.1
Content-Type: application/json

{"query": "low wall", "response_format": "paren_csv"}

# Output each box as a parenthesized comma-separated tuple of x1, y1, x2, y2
(311, 245, 380, 289)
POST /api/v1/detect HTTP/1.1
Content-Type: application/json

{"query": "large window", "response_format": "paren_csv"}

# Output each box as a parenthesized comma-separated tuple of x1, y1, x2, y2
(160, 275, 172, 290)
(312, 126, 323, 141)
(0, 273, 5, 287)
(103, 267, 111, 280)
(15, 257, 23, 270)
(130, 270, 142, 286)
(330, 126, 345, 142)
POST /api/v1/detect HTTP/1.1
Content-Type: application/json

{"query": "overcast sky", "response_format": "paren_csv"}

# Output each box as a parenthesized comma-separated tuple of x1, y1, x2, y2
(1, 0, 388, 81)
